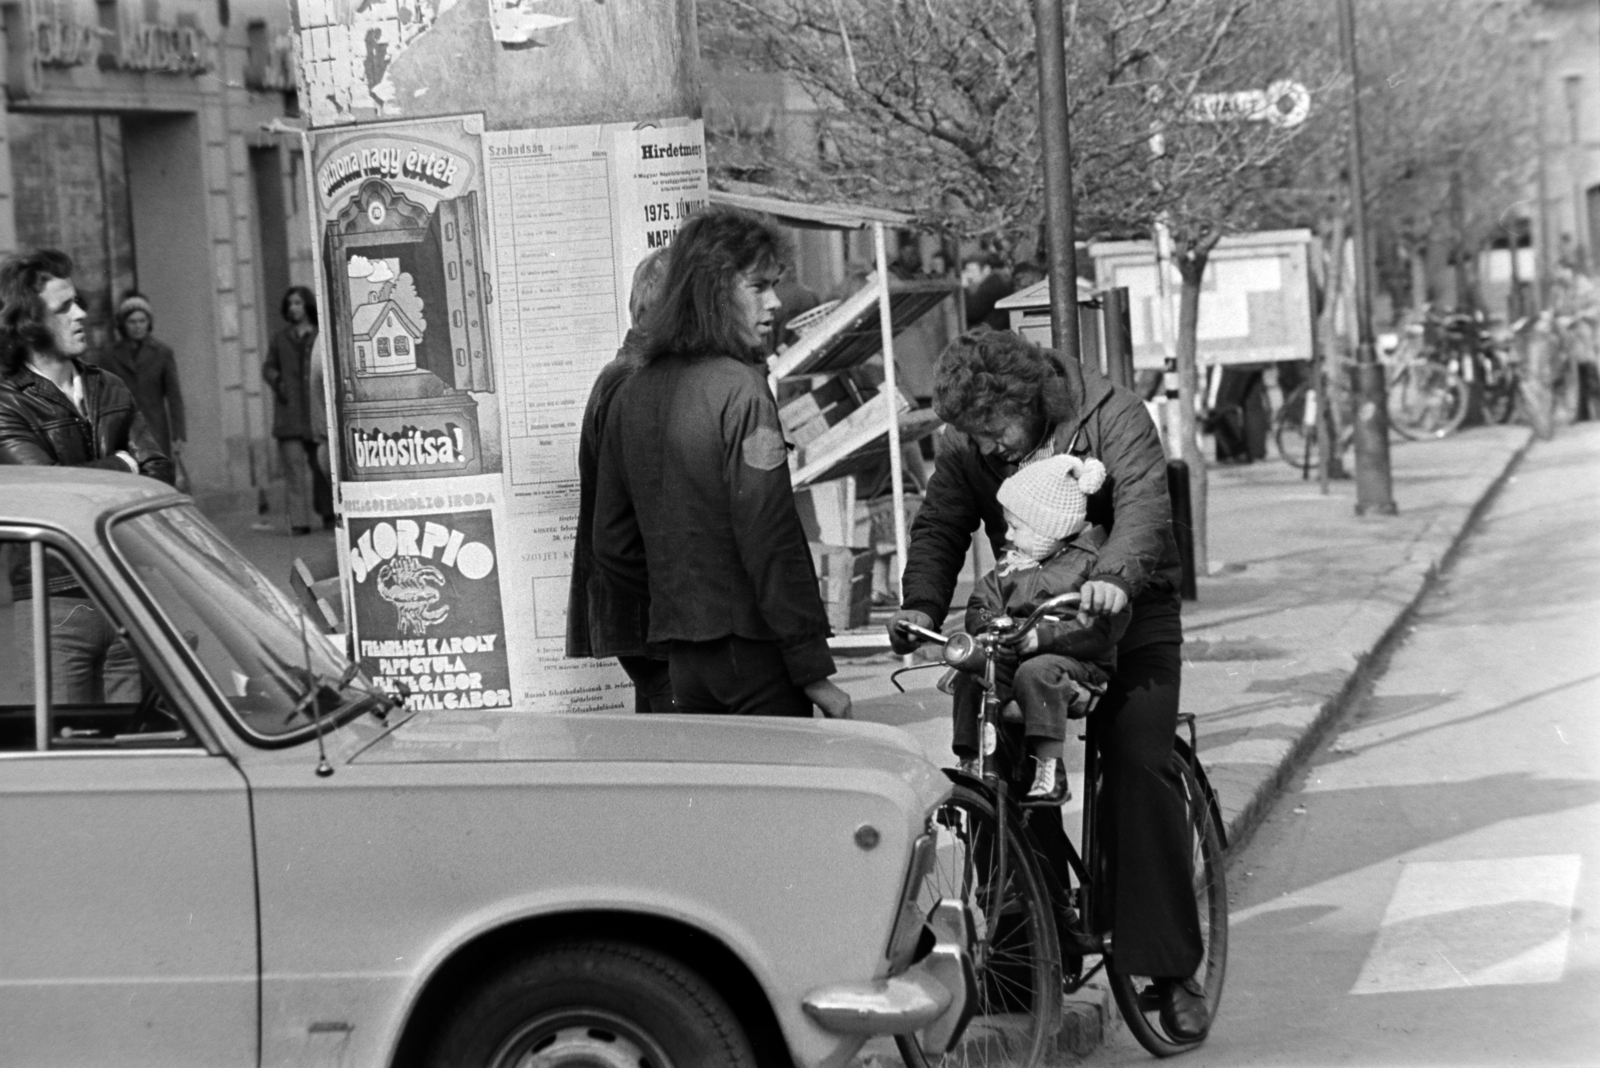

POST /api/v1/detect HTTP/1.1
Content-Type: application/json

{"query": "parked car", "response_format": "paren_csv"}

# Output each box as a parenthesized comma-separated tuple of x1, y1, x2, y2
(0, 467, 973, 1068)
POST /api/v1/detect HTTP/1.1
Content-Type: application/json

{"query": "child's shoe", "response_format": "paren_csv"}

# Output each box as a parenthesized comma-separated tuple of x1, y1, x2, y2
(956, 755, 982, 777)
(1023, 757, 1070, 806)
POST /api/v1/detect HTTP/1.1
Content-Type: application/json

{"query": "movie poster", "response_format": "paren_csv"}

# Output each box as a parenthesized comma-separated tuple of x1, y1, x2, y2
(346, 505, 512, 711)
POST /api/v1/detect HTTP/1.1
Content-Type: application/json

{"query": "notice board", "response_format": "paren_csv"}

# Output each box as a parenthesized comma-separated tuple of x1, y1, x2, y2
(1089, 229, 1315, 369)
(311, 113, 709, 714)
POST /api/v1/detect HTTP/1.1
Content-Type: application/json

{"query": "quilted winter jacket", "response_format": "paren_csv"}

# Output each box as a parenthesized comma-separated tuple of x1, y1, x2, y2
(902, 350, 1181, 652)
(0, 361, 173, 484)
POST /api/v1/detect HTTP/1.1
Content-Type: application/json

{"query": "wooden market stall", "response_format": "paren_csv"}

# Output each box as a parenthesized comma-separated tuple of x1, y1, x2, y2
(708, 189, 959, 646)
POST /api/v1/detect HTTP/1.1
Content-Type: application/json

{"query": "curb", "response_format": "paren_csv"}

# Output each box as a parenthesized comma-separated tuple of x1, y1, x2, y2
(1051, 981, 1114, 1062)
(1213, 427, 1536, 858)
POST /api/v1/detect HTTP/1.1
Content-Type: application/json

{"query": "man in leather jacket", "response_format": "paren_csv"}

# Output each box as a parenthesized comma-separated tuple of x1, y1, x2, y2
(0, 248, 172, 704)
(0, 250, 172, 481)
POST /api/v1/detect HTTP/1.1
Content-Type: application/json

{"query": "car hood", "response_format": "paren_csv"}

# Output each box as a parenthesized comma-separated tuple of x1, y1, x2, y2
(348, 708, 944, 783)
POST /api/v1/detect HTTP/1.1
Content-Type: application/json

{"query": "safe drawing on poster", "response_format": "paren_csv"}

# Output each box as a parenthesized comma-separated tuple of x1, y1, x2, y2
(315, 113, 502, 483)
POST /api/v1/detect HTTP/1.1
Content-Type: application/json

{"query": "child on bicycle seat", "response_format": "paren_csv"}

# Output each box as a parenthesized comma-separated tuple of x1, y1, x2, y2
(952, 454, 1130, 803)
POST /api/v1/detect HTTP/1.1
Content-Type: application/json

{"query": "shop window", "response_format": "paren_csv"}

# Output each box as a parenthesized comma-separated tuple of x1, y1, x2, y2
(0, 536, 194, 752)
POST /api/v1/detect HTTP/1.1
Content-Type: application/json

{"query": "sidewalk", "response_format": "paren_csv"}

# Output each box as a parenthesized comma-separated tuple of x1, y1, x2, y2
(837, 421, 1535, 1063)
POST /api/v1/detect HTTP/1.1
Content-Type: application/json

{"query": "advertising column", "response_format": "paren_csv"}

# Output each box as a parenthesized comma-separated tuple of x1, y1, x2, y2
(295, 3, 704, 715)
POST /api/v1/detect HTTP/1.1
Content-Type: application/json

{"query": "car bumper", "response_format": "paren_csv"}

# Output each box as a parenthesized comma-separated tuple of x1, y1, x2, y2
(800, 899, 976, 1055)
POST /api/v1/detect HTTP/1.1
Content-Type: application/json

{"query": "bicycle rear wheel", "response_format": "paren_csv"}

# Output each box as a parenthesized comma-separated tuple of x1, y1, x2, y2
(1106, 754, 1229, 1058)
(897, 781, 1062, 1068)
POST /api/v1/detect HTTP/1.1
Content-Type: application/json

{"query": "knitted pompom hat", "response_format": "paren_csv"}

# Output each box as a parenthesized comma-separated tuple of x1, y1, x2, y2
(996, 454, 1108, 540)
(116, 293, 154, 328)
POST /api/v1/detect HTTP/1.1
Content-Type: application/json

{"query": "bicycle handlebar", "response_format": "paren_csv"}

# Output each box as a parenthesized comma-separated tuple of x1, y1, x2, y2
(893, 592, 1085, 672)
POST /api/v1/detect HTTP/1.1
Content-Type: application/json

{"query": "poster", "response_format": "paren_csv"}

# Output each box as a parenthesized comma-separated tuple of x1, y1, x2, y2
(346, 503, 512, 712)
(314, 114, 501, 483)
(314, 114, 708, 715)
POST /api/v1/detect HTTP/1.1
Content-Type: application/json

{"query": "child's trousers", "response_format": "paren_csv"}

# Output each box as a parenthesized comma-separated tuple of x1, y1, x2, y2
(951, 653, 1104, 756)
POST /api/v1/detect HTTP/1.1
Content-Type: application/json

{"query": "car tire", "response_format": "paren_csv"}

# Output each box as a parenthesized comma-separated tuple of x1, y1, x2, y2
(424, 940, 758, 1068)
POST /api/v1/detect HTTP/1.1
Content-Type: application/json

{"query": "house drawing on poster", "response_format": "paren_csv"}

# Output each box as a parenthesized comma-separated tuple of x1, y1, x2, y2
(351, 300, 423, 375)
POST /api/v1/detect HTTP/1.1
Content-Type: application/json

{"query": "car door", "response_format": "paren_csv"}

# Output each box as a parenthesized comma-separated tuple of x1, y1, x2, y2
(0, 532, 258, 1068)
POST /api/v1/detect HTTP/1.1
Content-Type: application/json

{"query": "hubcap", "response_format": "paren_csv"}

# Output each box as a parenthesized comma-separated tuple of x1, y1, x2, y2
(490, 1010, 674, 1068)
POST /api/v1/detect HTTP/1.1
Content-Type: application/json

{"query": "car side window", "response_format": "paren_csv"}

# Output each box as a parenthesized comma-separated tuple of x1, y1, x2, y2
(0, 535, 196, 752)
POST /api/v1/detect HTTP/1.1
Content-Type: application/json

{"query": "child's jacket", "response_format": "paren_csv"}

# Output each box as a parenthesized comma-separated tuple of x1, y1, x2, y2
(963, 526, 1131, 671)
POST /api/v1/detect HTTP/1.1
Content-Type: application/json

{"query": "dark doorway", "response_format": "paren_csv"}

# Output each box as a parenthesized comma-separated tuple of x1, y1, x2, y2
(250, 146, 291, 349)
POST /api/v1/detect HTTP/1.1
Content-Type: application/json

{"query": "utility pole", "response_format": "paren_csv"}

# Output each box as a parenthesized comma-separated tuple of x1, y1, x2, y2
(1035, 0, 1080, 361)
(1337, 0, 1398, 517)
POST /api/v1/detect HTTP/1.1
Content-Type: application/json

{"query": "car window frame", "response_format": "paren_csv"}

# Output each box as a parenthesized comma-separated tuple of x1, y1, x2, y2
(0, 520, 217, 760)
(100, 499, 372, 751)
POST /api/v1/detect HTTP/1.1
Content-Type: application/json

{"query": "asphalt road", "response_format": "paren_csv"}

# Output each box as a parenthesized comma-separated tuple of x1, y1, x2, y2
(1083, 422, 1600, 1067)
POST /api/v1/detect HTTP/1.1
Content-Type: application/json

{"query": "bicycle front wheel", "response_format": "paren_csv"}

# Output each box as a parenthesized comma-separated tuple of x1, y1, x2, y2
(1389, 360, 1468, 439)
(1107, 755, 1229, 1058)
(897, 781, 1062, 1068)
(1273, 381, 1322, 471)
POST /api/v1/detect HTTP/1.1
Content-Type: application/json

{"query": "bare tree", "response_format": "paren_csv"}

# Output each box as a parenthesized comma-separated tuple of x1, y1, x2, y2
(701, 0, 1321, 572)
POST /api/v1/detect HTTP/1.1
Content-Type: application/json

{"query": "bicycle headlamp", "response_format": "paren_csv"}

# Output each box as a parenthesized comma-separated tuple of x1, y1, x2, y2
(942, 633, 988, 674)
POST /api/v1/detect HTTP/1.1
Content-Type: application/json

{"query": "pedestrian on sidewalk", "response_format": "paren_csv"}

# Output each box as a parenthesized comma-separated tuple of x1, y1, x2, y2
(0, 248, 172, 705)
(567, 249, 675, 714)
(888, 328, 1209, 1041)
(592, 207, 851, 720)
(94, 291, 188, 486)
(263, 285, 334, 535)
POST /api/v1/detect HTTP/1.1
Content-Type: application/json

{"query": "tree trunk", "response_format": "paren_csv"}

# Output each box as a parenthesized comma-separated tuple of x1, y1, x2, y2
(1314, 215, 1351, 482)
(1406, 240, 1430, 313)
(1174, 239, 1215, 575)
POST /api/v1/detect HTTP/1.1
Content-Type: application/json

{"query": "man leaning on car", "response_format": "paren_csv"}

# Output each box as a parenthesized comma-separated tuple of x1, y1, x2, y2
(0, 248, 172, 705)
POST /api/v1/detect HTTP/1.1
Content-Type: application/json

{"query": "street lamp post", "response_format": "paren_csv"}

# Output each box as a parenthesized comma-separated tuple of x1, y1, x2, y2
(1337, 0, 1398, 517)
(1035, 0, 1080, 360)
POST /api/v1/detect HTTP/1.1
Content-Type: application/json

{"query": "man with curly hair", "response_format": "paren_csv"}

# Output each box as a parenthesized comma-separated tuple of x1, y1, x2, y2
(0, 249, 170, 481)
(0, 248, 171, 706)
(888, 328, 1209, 1041)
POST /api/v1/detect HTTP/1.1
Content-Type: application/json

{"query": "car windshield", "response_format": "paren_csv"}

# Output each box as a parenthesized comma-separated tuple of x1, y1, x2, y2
(109, 503, 359, 740)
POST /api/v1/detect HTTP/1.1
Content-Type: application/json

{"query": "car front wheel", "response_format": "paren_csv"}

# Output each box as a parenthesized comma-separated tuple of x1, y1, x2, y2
(425, 940, 758, 1068)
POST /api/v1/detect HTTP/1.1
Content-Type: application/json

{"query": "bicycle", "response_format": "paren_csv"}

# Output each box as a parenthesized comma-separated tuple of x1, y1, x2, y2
(1273, 367, 1351, 475)
(1384, 315, 1471, 440)
(1516, 310, 1590, 437)
(890, 594, 1229, 1066)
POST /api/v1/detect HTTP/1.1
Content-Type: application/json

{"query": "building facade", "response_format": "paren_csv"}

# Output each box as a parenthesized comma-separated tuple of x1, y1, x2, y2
(0, 0, 310, 509)
(1532, 0, 1600, 277)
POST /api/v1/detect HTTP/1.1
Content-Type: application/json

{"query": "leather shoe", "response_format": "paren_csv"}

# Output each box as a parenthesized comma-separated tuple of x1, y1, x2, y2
(1158, 977, 1210, 1041)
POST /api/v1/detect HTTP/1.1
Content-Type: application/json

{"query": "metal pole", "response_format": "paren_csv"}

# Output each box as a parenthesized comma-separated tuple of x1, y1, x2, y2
(873, 222, 909, 604)
(1337, 0, 1397, 517)
(1035, 0, 1080, 360)
(1103, 287, 1135, 388)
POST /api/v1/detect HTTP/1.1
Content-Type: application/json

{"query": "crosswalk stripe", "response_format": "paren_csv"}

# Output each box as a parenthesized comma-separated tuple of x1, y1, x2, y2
(1351, 854, 1581, 994)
